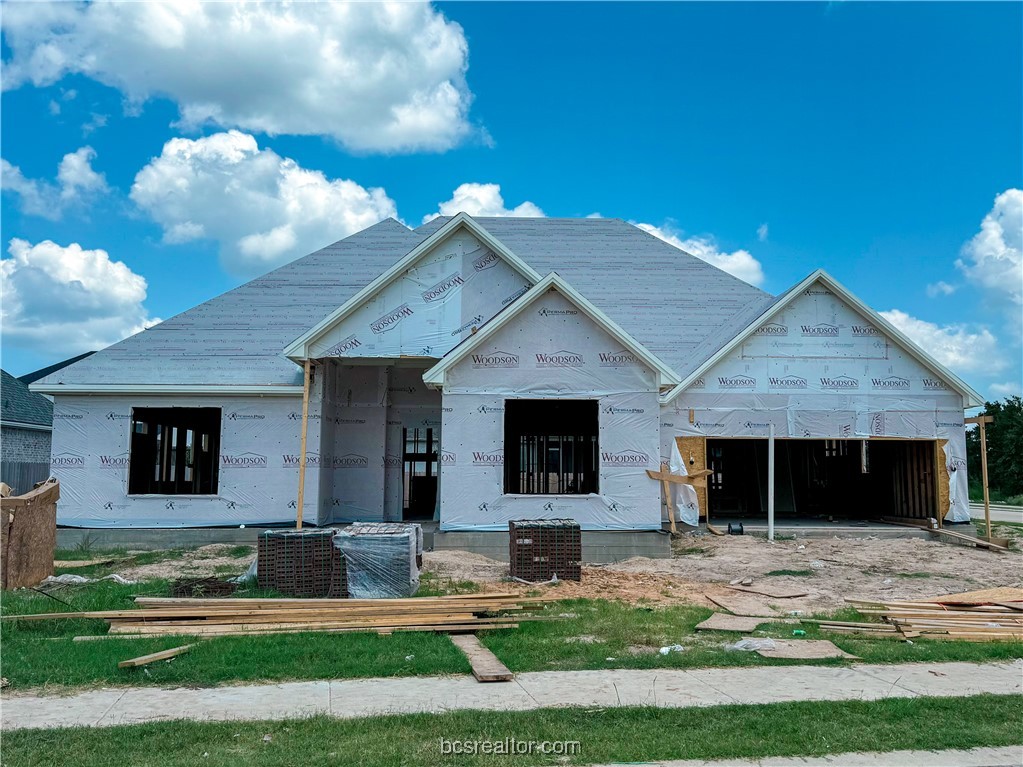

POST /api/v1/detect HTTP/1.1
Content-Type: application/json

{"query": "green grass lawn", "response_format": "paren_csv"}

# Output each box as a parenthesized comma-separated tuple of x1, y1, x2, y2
(4, 695, 1021, 767)
(3, 580, 1022, 692)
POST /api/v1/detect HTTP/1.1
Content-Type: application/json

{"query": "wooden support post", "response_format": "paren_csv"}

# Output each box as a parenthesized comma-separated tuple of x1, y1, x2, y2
(966, 415, 995, 541)
(663, 477, 677, 534)
(767, 424, 776, 542)
(980, 421, 991, 541)
(295, 359, 312, 530)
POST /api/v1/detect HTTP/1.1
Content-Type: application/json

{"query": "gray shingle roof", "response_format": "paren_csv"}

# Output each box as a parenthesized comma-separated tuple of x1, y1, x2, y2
(35, 219, 426, 387)
(1, 369, 53, 427)
(35, 216, 775, 387)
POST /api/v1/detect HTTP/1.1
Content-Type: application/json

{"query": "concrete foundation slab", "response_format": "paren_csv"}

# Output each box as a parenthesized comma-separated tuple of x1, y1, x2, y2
(432, 530, 671, 563)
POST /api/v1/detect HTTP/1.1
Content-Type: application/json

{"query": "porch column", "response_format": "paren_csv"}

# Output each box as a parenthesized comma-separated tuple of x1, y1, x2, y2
(296, 358, 313, 529)
(767, 424, 776, 541)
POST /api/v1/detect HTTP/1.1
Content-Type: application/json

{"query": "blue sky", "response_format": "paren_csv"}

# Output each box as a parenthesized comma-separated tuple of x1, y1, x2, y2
(2, 2, 1020, 399)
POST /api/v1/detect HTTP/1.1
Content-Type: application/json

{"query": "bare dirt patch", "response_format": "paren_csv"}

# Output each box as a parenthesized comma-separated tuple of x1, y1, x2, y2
(116, 545, 254, 582)
(423, 534, 1023, 613)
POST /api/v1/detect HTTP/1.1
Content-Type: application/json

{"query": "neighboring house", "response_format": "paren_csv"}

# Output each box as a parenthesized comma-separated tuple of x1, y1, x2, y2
(1, 369, 54, 494)
(30, 215, 980, 531)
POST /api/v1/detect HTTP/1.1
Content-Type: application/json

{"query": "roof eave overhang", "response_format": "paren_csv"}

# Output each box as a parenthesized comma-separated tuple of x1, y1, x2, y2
(29, 384, 305, 397)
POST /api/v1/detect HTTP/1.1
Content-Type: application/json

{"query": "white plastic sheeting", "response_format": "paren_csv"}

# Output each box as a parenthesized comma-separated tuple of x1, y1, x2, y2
(308, 229, 533, 360)
(50, 393, 320, 528)
(659, 280, 971, 522)
(669, 439, 700, 527)
(334, 523, 421, 598)
(438, 289, 662, 531)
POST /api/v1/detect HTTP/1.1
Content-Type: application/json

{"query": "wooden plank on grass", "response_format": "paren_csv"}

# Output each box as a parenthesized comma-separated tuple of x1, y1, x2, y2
(695, 613, 773, 632)
(449, 634, 514, 682)
(727, 585, 809, 599)
(118, 644, 194, 668)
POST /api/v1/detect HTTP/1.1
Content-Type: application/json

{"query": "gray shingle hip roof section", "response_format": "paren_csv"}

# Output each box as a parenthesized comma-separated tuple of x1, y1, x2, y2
(1, 369, 54, 427)
(33, 219, 427, 387)
(35, 216, 774, 387)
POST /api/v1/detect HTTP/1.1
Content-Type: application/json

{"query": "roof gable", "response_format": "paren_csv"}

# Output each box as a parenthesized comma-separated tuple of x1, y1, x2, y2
(424, 272, 681, 388)
(283, 213, 542, 361)
(662, 270, 984, 407)
(416, 217, 775, 379)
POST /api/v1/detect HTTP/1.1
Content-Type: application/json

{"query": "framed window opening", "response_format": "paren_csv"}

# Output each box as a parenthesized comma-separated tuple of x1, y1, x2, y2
(128, 407, 221, 495)
(504, 399, 598, 495)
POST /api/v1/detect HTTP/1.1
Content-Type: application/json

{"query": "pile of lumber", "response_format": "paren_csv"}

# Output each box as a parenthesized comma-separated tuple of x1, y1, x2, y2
(810, 587, 1023, 642)
(5, 593, 549, 639)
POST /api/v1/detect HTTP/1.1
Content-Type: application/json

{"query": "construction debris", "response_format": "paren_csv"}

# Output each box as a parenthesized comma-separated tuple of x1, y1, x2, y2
(812, 589, 1023, 642)
(4, 593, 550, 639)
(169, 577, 238, 598)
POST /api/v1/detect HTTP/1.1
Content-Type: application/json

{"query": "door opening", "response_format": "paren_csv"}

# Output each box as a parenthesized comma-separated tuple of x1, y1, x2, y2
(403, 427, 438, 520)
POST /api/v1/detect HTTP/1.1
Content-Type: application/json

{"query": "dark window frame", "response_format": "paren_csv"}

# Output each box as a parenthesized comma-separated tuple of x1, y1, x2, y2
(503, 399, 599, 495)
(128, 407, 221, 495)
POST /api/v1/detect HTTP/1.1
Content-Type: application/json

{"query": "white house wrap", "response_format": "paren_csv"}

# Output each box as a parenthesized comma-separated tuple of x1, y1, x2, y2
(34, 214, 983, 531)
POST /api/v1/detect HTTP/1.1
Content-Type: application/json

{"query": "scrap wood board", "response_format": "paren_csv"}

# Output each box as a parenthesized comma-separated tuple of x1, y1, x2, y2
(706, 594, 783, 618)
(118, 643, 194, 668)
(748, 638, 859, 660)
(695, 613, 772, 632)
(449, 634, 513, 682)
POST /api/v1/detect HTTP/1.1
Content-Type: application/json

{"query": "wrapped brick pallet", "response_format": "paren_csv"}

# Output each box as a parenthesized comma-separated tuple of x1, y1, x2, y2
(334, 523, 421, 599)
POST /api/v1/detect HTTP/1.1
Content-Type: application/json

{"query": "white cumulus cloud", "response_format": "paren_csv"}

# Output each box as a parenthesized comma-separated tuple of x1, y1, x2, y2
(990, 381, 1022, 398)
(1, 147, 107, 219)
(956, 189, 1022, 340)
(424, 183, 545, 222)
(926, 281, 957, 298)
(130, 131, 398, 274)
(1, 1, 474, 153)
(879, 309, 1005, 375)
(635, 223, 766, 287)
(1, 239, 158, 354)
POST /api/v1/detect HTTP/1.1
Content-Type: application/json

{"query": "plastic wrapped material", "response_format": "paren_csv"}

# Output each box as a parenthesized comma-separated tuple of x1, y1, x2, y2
(725, 638, 777, 652)
(334, 523, 421, 598)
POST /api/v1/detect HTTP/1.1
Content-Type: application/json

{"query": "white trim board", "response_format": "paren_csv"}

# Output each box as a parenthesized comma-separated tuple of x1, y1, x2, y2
(423, 272, 682, 388)
(29, 384, 304, 397)
(282, 213, 543, 361)
(660, 269, 985, 407)
(0, 420, 52, 432)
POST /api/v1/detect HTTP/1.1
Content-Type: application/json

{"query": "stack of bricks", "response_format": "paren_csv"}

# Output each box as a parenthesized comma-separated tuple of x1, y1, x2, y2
(256, 529, 347, 598)
(508, 519, 582, 582)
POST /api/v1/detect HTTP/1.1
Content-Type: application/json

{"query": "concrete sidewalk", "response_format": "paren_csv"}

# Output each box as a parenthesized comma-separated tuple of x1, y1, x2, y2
(597, 745, 1023, 766)
(970, 502, 1023, 524)
(2, 659, 1021, 731)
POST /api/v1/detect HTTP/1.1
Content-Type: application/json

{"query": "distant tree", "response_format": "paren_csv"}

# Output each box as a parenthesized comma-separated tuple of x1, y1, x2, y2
(966, 396, 1023, 497)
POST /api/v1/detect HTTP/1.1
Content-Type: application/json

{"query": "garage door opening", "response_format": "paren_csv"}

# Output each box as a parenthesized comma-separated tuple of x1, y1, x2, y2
(707, 439, 937, 522)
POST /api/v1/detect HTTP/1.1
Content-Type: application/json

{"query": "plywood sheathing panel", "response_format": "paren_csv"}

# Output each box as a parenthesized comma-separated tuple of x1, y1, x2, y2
(676, 436, 708, 519)
(1, 479, 58, 589)
(937, 439, 951, 522)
